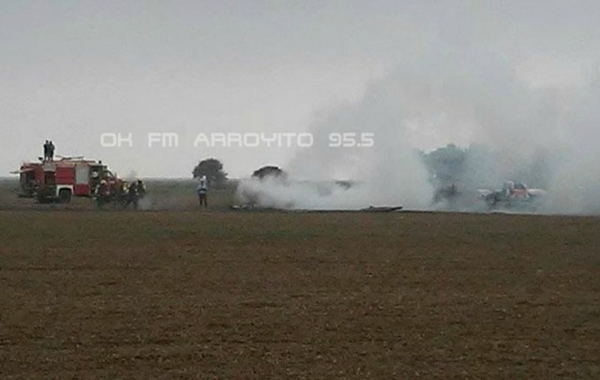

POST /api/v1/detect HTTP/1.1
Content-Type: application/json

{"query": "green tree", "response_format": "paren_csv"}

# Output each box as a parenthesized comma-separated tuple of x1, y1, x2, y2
(192, 158, 228, 187)
(422, 144, 467, 185)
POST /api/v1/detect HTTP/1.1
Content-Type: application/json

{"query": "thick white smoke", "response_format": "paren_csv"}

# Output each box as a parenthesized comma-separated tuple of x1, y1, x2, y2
(237, 44, 600, 214)
(237, 78, 435, 210)
(544, 79, 600, 214)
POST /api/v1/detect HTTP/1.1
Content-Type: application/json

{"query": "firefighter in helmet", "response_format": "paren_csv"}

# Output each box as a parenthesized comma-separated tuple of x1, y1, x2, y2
(136, 179, 146, 199)
(94, 180, 110, 207)
(124, 180, 139, 209)
(97, 180, 109, 196)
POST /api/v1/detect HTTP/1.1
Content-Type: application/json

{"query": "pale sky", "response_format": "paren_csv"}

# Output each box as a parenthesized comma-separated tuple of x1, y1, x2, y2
(1, 0, 599, 178)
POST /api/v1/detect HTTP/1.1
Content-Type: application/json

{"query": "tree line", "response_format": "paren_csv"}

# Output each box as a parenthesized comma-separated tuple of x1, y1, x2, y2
(193, 144, 551, 189)
(192, 159, 285, 187)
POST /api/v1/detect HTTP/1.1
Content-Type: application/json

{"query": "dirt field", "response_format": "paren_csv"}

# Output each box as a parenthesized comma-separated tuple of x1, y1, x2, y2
(0, 209, 599, 379)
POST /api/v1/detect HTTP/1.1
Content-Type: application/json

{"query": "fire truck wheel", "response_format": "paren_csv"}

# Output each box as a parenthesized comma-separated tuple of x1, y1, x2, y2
(58, 189, 72, 204)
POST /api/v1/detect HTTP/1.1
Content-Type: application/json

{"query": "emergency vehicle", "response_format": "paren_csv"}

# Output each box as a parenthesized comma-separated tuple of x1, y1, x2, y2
(16, 157, 120, 203)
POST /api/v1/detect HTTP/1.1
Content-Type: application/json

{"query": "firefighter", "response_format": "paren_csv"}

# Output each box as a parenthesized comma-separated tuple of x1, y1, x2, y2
(108, 180, 119, 207)
(95, 180, 110, 207)
(43, 141, 49, 161)
(115, 181, 128, 207)
(96, 180, 109, 196)
(124, 181, 139, 210)
(48, 141, 55, 161)
(136, 179, 146, 199)
(197, 175, 208, 207)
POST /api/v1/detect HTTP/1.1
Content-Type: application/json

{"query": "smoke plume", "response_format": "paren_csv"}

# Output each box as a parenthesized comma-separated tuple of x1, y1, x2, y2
(238, 44, 600, 214)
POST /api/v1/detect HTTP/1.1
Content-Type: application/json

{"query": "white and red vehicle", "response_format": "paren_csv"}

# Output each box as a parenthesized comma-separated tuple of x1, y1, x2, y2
(15, 157, 123, 203)
(478, 181, 547, 209)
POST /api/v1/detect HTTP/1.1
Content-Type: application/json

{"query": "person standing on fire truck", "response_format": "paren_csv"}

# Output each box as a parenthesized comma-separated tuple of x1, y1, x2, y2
(48, 141, 55, 161)
(43, 141, 49, 161)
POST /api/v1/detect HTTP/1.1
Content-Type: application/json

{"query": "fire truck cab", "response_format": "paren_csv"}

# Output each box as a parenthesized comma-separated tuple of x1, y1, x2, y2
(18, 158, 117, 203)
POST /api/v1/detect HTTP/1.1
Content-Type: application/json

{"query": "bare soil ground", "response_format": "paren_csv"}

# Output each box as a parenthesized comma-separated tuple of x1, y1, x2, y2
(0, 209, 599, 379)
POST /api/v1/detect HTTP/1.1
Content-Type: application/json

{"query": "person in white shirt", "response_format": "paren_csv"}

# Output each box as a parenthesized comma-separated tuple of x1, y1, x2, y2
(197, 175, 208, 207)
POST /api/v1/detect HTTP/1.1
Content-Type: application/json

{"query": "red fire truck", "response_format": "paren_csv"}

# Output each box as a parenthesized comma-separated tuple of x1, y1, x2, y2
(16, 158, 121, 203)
